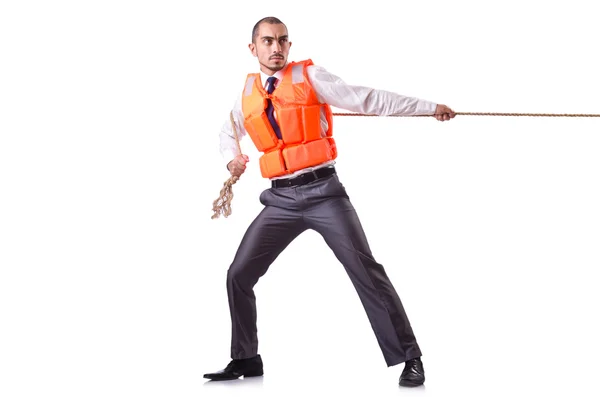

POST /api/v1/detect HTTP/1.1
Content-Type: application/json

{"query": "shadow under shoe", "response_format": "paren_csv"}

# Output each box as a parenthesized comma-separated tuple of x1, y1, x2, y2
(399, 357, 425, 387)
(204, 355, 264, 381)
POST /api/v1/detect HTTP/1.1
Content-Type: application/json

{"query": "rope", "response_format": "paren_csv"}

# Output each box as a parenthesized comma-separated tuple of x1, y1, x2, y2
(211, 112, 243, 220)
(211, 109, 598, 219)
(332, 112, 600, 117)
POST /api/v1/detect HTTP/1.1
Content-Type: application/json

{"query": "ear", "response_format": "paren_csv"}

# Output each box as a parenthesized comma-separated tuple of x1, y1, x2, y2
(248, 43, 257, 57)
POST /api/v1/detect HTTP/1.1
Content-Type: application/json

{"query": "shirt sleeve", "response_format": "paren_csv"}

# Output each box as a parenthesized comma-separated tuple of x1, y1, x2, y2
(218, 93, 247, 167)
(306, 64, 437, 116)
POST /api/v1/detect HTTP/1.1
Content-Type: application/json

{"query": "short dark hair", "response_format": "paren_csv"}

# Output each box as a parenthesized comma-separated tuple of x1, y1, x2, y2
(251, 16, 286, 43)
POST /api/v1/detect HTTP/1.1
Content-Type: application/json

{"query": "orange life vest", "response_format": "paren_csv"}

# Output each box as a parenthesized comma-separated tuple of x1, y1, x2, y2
(241, 59, 337, 179)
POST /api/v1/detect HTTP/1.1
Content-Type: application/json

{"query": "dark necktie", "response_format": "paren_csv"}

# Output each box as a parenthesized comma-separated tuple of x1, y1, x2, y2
(265, 76, 282, 139)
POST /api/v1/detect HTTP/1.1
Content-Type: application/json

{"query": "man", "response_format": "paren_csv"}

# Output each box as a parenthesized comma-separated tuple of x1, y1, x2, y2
(204, 16, 455, 387)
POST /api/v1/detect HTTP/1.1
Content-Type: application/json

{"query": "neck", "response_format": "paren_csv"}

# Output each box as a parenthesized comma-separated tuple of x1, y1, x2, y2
(259, 62, 287, 76)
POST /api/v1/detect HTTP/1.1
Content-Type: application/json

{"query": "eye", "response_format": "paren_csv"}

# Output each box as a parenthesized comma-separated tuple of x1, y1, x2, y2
(263, 38, 272, 45)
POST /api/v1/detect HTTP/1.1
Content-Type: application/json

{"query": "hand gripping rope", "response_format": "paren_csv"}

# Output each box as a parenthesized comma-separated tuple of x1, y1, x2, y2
(211, 110, 600, 219)
(333, 111, 600, 118)
(211, 111, 242, 219)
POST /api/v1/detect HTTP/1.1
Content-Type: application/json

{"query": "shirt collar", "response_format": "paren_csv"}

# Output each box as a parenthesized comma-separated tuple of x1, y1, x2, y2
(259, 63, 288, 88)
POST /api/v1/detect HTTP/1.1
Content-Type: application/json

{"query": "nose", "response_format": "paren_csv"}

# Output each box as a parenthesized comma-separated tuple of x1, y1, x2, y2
(272, 41, 282, 52)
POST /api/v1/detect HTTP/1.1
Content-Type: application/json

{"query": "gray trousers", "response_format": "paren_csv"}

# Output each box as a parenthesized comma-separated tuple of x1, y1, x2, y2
(226, 173, 421, 366)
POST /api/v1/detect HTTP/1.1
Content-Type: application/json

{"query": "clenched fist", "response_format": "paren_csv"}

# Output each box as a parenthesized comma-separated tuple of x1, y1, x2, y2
(434, 104, 456, 121)
(227, 154, 249, 177)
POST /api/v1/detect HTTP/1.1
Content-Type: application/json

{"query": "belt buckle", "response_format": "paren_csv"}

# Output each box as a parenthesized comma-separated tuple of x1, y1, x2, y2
(280, 169, 323, 188)
(308, 168, 329, 184)
(309, 170, 320, 181)
(299, 170, 318, 186)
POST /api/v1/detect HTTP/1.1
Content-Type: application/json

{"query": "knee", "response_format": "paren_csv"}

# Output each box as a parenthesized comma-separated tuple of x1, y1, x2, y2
(226, 262, 248, 288)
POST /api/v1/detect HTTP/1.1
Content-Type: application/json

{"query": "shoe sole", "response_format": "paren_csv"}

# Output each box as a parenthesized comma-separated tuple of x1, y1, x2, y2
(244, 371, 264, 377)
(204, 371, 263, 381)
(399, 379, 424, 387)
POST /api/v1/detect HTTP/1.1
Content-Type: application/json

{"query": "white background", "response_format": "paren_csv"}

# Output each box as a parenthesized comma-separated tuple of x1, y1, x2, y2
(1, 1, 599, 396)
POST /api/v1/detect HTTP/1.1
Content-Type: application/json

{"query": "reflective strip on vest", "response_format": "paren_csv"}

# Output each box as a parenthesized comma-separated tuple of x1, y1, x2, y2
(292, 64, 304, 84)
(244, 76, 256, 96)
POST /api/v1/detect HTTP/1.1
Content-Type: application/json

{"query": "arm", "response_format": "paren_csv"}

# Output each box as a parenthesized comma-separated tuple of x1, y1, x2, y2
(219, 94, 249, 176)
(306, 65, 455, 120)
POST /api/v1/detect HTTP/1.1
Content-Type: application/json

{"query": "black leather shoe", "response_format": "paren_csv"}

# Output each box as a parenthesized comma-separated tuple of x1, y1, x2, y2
(203, 355, 263, 381)
(399, 357, 425, 387)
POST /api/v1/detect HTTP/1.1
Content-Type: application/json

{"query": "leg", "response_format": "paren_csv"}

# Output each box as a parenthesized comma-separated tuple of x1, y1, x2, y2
(227, 189, 306, 359)
(302, 176, 421, 366)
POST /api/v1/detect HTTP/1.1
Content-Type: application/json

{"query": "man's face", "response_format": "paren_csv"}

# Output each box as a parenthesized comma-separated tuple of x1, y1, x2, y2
(249, 23, 291, 75)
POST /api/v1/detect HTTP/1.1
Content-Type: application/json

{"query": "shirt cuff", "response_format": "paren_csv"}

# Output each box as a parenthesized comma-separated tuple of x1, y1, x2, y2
(418, 101, 438, 115)
(222, 148, 238, 170)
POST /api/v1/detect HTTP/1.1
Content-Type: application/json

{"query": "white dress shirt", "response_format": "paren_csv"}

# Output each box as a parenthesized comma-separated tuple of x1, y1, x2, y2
(219, 63, 438, 179)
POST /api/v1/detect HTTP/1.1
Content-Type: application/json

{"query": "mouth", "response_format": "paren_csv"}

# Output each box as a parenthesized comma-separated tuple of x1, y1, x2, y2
(270, 57, 284, 61)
